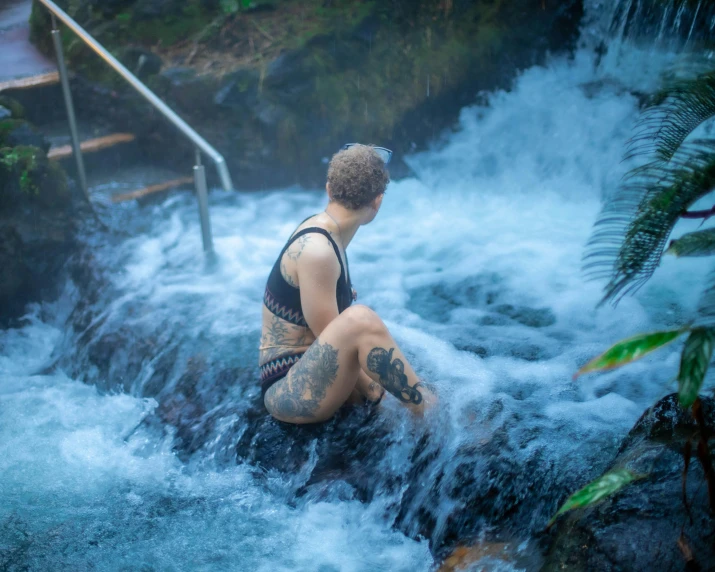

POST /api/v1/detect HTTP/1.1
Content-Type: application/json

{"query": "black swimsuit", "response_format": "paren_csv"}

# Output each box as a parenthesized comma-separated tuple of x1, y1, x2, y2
(260, 225, 353, 397)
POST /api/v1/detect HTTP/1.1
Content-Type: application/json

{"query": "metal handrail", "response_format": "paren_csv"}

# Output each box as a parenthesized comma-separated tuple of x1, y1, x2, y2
(38, 0, 234, 251)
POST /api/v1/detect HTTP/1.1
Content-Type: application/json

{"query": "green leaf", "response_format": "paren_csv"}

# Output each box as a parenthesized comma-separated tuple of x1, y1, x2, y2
(574, 329, 686, 379)
(666, 228, 715, 257)
(677, 328, 715, 407)
(548, 469, 644, 528)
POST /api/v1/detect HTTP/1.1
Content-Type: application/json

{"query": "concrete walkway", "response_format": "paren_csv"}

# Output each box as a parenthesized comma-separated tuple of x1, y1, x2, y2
(0, 0, 58, 90)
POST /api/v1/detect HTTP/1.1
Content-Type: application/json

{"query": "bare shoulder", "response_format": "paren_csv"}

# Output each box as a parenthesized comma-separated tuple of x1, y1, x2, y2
(285, 230, 336, 263)
(298, 233, 340, 272)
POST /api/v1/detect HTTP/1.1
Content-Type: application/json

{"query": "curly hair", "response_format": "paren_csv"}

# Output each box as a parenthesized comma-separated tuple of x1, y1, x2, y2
(327, 145, 390, 210)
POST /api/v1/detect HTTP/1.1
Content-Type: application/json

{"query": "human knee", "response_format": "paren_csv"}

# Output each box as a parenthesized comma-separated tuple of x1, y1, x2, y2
(341, 304, 384, 335)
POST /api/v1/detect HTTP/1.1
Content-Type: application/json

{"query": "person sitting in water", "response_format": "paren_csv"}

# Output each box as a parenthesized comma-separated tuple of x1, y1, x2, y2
(259, 143, 434, 424)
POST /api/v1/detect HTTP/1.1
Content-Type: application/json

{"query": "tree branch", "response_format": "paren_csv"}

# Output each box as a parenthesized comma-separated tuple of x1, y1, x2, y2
(682, 206, 715, 219)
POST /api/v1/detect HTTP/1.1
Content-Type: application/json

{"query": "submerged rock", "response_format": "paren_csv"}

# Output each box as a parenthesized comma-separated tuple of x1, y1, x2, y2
(543, 394, 715, 571)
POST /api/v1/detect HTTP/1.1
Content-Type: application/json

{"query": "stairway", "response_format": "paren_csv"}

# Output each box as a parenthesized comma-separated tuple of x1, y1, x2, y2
(0, 0, 194, 204)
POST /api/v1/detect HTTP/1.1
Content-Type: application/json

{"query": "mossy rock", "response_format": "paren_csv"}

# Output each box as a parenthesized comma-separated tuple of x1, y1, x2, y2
(0, 96, 25, 120)
(0, 145, 69, 208)
(0, 119, 49, 152)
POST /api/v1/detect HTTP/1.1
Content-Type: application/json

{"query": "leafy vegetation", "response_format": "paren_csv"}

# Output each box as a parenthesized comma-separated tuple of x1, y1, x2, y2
(573, 329, 687, 378)
(0, 145, 68, 202)
(0, 147, 40, 195)
(548, 469, 644, 528)
(550, 64, 715, 528)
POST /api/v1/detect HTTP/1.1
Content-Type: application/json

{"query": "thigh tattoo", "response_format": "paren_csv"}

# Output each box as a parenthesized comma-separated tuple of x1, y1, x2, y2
(266, 341, 339, 419)
(367, 347, 423, 405)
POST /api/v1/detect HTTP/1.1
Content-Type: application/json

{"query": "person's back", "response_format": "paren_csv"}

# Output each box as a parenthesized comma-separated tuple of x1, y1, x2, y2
(258, 144, 434, 424)
(259, 217, 353, 386)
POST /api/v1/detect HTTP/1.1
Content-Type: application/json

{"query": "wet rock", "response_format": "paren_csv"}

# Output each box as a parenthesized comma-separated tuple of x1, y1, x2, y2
(0, 227, 32, 320)
(0, 136, 80, 325)
(408, 274, 505, 323)
(117, 46, 163, 79)
(213, 69, 260, 108)
(0, 96, 25, 119)
(452, 329, 560, 362)
(493, 304, 556, 329)
(543, 394, 715, 571)
(409, 275, 556, 333)
(231, 396, 393, 498)
(156, 67, 221, 118)
(0, 119, 49, 153)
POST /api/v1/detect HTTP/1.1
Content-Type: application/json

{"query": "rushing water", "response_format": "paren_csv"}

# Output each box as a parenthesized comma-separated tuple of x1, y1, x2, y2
(3, 2, 715, 570)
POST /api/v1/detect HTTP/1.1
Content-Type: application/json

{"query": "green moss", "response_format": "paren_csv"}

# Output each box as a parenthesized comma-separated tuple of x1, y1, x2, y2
(0, 120, 24, 148)
(130, 4, 215, 46)
(0, 145, 42, 195)
(0, 145, 68, 203)
(0, 97, 25, 120)
(282, 0, 508, 149)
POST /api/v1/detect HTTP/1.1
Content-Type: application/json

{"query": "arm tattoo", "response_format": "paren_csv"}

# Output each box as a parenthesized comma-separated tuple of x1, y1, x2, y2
(265, 341, 339, 419)
(285, 234, 312, 261)
(280, 259, 298, 287)
(367, 347, 423, 405)
(281, 234, 313, 286)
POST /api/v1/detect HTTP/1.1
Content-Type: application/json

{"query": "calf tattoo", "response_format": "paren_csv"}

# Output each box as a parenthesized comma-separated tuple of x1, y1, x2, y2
(266, 340, 339, 419)
(367, 347, 423, 405)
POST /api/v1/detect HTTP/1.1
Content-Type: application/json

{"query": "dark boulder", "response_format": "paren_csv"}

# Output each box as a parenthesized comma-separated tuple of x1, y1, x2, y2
(117, 46, 163, 79)
(0, 102, 83, 325)
(543, 394, 715, 571)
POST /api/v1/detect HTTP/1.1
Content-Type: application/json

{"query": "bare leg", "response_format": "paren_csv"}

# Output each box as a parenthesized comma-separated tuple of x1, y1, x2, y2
(264, 305, 431, 424)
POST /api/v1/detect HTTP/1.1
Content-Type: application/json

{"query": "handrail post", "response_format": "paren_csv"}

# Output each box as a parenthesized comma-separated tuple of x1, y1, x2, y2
(50, 14, 88, 200)
(193, 149, 213, 253)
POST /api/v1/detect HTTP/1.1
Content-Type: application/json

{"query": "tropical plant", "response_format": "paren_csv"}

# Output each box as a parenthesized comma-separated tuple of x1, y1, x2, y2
(548, 66, 715, 526)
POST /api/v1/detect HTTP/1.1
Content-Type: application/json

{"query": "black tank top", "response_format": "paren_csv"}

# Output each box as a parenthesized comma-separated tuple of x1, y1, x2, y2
(263, 227, 353, 327)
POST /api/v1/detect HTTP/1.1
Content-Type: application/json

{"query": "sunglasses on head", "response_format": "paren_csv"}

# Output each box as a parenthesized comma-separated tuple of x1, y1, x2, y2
(341, 143, 393, 165)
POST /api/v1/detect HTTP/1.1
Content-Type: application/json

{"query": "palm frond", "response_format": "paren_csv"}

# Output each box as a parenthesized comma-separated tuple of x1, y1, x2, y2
(667, 227, 715, 257)
(625, 72, 715, 163)
(585, 141, 715, 304)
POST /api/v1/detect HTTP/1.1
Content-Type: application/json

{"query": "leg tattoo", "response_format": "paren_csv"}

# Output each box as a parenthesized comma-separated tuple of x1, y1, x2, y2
(367, 347, 423, 405)
(266, 341, 339, 419)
